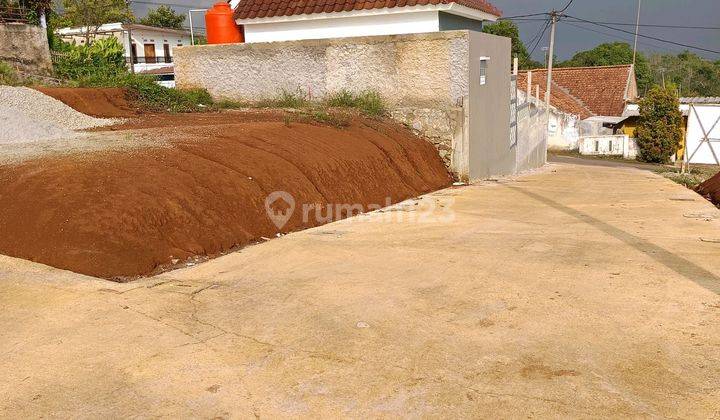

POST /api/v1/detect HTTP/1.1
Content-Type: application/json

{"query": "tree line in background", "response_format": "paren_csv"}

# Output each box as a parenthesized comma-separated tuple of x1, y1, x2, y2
(483, 20, 720, 97)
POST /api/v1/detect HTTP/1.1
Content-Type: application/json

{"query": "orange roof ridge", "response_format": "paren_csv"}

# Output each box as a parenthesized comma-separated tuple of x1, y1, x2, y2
(521, 64, 633, 73)
(234, 0, 502, 20)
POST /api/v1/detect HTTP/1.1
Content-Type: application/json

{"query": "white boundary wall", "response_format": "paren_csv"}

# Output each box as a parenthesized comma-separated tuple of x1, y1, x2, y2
(514, 87, 548, 172)
(579, 134, 637, 159)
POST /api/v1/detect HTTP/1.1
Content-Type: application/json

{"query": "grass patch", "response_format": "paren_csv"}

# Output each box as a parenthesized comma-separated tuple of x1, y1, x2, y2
(216, 98, 248, 109)
(74, 73, 214, 113)
(302, 109, 351, 128)
(655, 165, 719, 190)
(255, 89, 309, 109)
(0, 61, 21, 86)
(326, 89, 386, 117)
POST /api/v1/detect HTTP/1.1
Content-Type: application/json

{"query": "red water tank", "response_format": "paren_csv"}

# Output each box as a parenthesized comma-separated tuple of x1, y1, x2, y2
(205, 2, 244, 44)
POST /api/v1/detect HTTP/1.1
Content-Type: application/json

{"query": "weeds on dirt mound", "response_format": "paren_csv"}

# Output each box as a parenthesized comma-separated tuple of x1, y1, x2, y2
(0, 61, 20, 86)
(77, 73, 213, 112)
(216, 98, 248, 109)
(326, 90, 386, 117)
(255, 89, 309, 109)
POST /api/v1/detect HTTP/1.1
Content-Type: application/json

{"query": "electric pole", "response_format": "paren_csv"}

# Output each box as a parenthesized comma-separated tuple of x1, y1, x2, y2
(545, 11, 557, 106)
(126, 1, 135, 74)
(632, 0, 642, 68)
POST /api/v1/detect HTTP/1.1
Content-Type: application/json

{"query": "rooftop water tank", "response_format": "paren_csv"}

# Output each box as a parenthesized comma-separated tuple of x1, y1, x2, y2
(205, 2, 244, 44)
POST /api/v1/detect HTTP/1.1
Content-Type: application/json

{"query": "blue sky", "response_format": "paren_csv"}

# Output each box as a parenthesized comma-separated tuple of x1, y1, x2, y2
(489, 0, 720, 60)
(130, 0, 720, 60)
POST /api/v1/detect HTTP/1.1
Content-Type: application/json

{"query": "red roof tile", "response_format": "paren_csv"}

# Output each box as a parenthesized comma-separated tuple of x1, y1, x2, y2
(517, 71, 594, 119)
(234, 0, 501, 19)
(521, 65, 636, 117)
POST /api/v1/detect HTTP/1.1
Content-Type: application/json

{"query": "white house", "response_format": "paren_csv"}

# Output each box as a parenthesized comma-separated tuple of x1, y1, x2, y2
(56, 23, 191, 75)
(229, 0, 501, 43)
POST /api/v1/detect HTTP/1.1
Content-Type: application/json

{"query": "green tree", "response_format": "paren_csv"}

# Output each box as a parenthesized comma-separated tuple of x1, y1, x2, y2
(139, 5, 185, 29)
(53, 36, 126, 79)
(635, 86, 683, 163)
(61, 0, 134, 44)
(648, 51, 720, 97)
(482, 20, 542, 70)
(557, 42, 652, 93)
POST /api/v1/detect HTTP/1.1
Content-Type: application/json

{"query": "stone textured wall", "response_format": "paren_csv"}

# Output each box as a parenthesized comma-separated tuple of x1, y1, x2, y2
(0, 23, 53, 75)
(174, 32, 470, 168)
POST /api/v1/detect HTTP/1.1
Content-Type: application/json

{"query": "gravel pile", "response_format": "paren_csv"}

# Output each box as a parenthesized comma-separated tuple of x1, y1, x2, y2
(0, 86, 121, 143)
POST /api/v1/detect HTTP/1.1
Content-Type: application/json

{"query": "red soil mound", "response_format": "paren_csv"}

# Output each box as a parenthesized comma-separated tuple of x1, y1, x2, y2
(34, 87, 140, 118)
(697, 171, 720, 206)
(0, 118, 451, 280)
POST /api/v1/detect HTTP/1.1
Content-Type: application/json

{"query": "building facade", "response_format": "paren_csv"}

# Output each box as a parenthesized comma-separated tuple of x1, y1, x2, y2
(230, 0, 501, 43)
(56, 23, 191, 74)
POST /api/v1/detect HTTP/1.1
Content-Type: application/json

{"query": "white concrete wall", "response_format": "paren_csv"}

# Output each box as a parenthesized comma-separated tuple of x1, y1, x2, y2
(579, 134, 636, 159)
(175, 31, 518, 180)
(243, 11, 440, 43)
(547, 111, 579, 150)
(515, 89, 549, 172)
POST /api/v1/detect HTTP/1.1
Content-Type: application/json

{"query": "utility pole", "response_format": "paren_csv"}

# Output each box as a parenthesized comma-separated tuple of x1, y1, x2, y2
(188, 9, 208, 45)
(126, 1, 135, 74)
(545, 11, 557, 106)
(127, 26, 135, 74)
(632, 0, 642, 68)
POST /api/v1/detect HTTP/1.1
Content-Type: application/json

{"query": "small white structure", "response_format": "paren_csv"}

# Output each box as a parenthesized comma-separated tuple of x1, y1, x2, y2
(230, 0, 501, 44)
(684, 100, 720, 165)
(56, 23, 191, 74)
(578, 134, 637, 159)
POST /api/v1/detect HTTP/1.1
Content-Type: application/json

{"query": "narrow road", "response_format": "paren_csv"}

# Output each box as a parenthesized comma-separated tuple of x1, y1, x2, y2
(1, 162, 719, 417)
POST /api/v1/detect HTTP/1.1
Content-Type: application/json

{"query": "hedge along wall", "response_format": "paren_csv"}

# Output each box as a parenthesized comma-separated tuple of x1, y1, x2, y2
(0, 23, 53, 75)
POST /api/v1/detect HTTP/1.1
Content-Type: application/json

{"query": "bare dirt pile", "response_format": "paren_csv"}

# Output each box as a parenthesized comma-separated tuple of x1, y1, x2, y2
(0, 116, 451, 280)
(696, 171, 720, 206)
(34, 87, 140, 118)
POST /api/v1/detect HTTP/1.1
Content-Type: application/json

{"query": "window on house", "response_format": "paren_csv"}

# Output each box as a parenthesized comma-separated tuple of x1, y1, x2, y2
(479, 57, 490, 85)
(131, 43, 138, 64)
(163, 43, 171, 63)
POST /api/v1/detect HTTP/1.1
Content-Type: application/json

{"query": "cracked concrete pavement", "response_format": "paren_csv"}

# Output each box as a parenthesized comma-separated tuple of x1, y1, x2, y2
(1, 162, 719, 417)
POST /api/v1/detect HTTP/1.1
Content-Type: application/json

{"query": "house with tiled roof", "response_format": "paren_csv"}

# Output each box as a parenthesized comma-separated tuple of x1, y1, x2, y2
(229, 0, 501, 43)
(517, 64, 638, 150)
(519, 64, 637, 120)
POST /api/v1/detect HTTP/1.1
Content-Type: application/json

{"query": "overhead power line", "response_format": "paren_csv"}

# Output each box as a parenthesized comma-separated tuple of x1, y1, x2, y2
(563, 14, 720, 55)
(560, 21, 679, 53)
(498, 13, 549, 21)
(559, 0, 575, 13)
(505, 17, 720, 30)
(527, 18, 551, 58)
(564, 18, 720, 30)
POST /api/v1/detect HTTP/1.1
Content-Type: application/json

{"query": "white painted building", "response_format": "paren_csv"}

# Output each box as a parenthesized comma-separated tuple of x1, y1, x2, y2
(56, 23, 191, 75)
(230, 0, 501, 44)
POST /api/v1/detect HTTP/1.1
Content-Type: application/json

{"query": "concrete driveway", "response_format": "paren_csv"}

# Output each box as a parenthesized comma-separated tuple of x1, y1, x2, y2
(1, 163, 719, 417)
